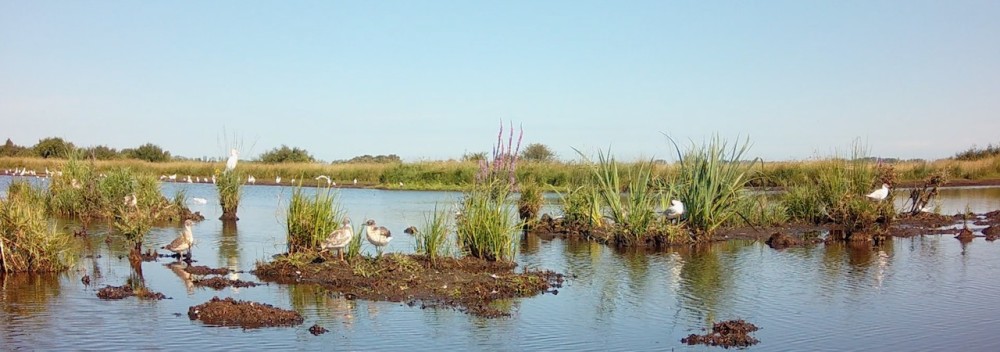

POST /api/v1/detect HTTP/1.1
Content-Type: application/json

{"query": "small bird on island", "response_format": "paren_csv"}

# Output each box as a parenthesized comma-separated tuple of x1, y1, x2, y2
(866, 183, 890, 201)
(365, 219, 393, 257)
(162, 219, 195, 260)
(321, 217, 354, 261)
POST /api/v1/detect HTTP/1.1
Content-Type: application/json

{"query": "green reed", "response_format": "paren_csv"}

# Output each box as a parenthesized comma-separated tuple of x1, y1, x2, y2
(415, 205, 453, 263)
(215, 169, 242, 221)
(286, 185, 343, 253)
(1, 181, 75, 273)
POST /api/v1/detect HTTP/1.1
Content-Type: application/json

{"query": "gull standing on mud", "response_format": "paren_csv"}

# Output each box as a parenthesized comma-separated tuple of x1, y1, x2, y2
(225, 149, 239, 172)
(321, 217, 354, 261)
(365, 219, 393, 257)
(866, 184, 890, 201)
(162, 219, 195, 259)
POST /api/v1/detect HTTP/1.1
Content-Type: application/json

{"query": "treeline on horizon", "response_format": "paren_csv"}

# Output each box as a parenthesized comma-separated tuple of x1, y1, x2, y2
(0, 137, 561, 164)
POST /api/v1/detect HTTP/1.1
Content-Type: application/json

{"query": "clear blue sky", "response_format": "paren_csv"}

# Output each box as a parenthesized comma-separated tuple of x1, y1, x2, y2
(2, 1, 998, 162)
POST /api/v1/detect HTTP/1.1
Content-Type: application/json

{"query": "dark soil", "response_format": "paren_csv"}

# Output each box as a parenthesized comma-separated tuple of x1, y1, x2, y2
(253, 253, 563, 318)
(308, 324, 329, 335)
(96, 285, 167, 300)
(765, 232, 801, 249)
(682, 319, 761, 348)
(81, 274, 91, 286)
(193, 277, 261, 290)
(984, 226, 1000, 241)
(188, 296, 303, 329)
(185, 265, 232, 275)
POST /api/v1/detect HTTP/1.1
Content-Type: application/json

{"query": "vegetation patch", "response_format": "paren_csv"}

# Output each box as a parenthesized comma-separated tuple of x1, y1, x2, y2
(253, 253, 563, 318)
(192, 277, 261, 290)
(681, 319, 761, 348)
(96, 285, 167, 300)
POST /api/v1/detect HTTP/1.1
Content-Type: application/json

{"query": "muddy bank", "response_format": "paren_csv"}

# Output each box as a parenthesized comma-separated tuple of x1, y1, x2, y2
(96, 285, 167, 300)
(253, 253, 563, 318)
(682, 319, 760, 348)
(193, 277, 261, 290)
(188, 296, 303, 328)
(185, 265, 232, 275)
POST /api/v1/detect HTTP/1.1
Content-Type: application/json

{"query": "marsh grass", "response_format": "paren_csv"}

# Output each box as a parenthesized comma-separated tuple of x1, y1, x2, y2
(781, 145, 896, 236)
(286, 186, 343, 253)
(517, 182, 543, 224)
(668, 136, 758, 240)
(579, 148, 657, 245)
(1, 181, 75, 273)
(558, 184, 603, 228)
(215, 169, 242, 221)
(345, 222, 364, 259)
(456, 123, 522, 262)
(415, 205, 453, 263)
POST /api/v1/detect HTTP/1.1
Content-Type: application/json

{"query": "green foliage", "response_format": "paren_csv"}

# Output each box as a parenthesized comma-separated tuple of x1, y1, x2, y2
(461, 152, 487, 162)
(0, 138, 33, 157)
(954, 142, 1000, 161)
(559, 185, 603, 227)
(1, 181, 75, 273)
(215, 169, 243, 220)
(33, 137, 74, 159)
(123, 143, 171, 162)
(286, 186, 343, 253)
(520, 143, 556, 162)
(669, 135, 757, 240)
(517, 182, 544, 223)
(80, 145, 121, 160)
(260, 145, 316, 163)
(415, 205, 453, 263)
(335, 154, 402, 164)
(580, 148, 657, 245)
(456, 180, 519, 261)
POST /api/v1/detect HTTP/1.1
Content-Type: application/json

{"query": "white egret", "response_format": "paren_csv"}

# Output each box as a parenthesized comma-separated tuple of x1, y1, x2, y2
(247, 175, 256, 185)
(225, 149, 239, 172)
(663, 200, 685, 223)
(315, 175, 332, 187)
(275, 176, 281, 184)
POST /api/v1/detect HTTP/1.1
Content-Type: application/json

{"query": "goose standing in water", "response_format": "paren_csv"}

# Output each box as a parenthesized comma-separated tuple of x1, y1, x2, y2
(365, 219, 392, 257)
(162, 219, 195, 259)
(321, 217, 354, 261)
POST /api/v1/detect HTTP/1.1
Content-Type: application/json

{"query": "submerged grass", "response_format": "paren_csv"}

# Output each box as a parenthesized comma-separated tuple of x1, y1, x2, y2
(286, 186, 343, 253)
(1, 181, 75, 273)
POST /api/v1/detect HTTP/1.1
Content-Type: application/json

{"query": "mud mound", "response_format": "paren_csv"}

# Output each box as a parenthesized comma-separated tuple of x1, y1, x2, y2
(185, 266, 231, 275)
(765, 232, 800, 249)
(193, 277, 260, 290)
(985, 226, 1000, 241)
(682, 319, 760, 348)
(188, 296, 303, 328)
(956, 227, 976, 240)
(96, 285, 166, 300)
(308, 324, 329, 335)
(254, 254, 563, 318)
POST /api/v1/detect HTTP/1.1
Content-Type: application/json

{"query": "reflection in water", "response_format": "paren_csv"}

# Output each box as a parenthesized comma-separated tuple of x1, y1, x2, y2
(219, 221, 241, 282)
(678, 244, 732, 325)
(166, 261, 195, 295)
(287, 284, 357, 329)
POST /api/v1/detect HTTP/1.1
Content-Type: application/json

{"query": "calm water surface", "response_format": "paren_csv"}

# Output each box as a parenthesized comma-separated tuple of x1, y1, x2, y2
(2, 176, 1000, 351)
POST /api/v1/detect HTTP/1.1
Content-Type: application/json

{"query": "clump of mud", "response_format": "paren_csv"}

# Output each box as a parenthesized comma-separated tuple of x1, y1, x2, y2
(682, 319, 760, 348)
(253, 253, 563, 318)
(96, 285, 167, 300)
(185, 265, 232, 275)
(139, 248, 159, 262)
(308, 324, 329, 335)
(193, 277, 260, 290)
(984, 226, 1000, 241)
(765, 232, 800, 249)
(188, 296, 303, 328)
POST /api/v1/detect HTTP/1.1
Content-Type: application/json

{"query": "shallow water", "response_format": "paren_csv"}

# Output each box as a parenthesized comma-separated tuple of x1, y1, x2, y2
(2, 177, 1000, 350)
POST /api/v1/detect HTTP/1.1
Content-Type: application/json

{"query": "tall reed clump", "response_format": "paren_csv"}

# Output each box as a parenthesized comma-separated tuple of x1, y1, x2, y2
(1, 181, 75, 273)
(517, 182, 544, 225)
(49, 158, 103, 231)
(286, 186, 343, 253)
(216, 168, 242, 221)
(456, 123, 521, 262)
(415, 205, 453, 264)
(782, 143, 896, 239)
(579, 148, 657, 245)
(103, 168, 157, 251)
(668, 135, 757, 241)
(559, 184, 603, 228)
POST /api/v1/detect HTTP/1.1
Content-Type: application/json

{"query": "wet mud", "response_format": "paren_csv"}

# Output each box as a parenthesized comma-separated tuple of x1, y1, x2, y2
(185, 265, 232, 275)
(253, 254, 563, 318)
(188, 296, 303, 328)
(193, 277, 261, 290)
(681, 319, 760, 348)
(96, 285, 167, 300)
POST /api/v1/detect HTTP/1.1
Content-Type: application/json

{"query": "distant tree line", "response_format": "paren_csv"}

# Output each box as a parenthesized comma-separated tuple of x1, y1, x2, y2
(953, 143, 1000, 161)
(332, 154, 402, 164)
